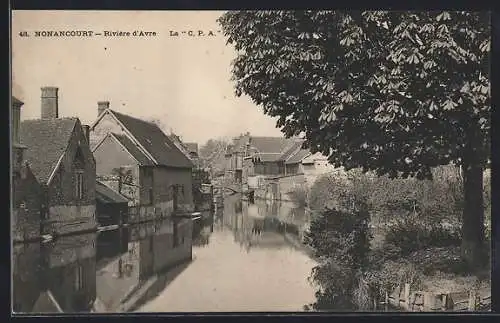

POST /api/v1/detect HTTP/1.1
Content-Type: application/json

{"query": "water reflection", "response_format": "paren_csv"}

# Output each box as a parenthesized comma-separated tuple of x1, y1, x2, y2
(224, 196, 311, 253)
(12, 217, 194, 314)
(14, 196, 316, 313)
(138, 195, 316, 312)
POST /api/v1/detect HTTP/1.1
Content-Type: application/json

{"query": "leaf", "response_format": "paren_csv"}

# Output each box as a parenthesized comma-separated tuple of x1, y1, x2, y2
(436, 12, 451, 22)
(443, 99, 458, 111)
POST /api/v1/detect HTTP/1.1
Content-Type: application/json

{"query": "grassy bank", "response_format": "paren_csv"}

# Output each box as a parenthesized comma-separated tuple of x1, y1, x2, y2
(303, 166, 491, 311)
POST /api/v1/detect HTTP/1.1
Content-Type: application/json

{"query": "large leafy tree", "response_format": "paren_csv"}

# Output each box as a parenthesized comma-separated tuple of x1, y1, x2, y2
(218, 11, 490, 265)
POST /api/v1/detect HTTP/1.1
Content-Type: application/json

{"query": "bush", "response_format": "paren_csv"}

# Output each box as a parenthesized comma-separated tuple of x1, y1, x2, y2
(484, 170, 491, 241)
(384, 215, 462, 257)
(304, 206, 372, 310)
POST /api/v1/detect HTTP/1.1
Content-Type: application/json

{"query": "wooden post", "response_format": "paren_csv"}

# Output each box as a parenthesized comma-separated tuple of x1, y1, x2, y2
(404, 283, 411, 311)
(468, 291, 476, 311)
(385, 290, 389, 312)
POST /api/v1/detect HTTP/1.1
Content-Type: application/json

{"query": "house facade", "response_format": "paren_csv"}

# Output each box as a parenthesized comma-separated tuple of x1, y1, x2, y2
(19, 87, 97, 236)
(90, 102, 194, 223)
(11, 96, 44, 242)
(224, 133, 342, 201)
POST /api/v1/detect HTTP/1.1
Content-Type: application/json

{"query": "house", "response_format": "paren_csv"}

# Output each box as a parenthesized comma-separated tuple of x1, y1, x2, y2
(96, 181, 129, 227)
(225, 133, 343, 200)
(11, 96, 44, 242)
(90, 101, 194, 223)
(300, 152, 339, 185)
(19, 87, 97, 236)
(225, 134, 297, 184)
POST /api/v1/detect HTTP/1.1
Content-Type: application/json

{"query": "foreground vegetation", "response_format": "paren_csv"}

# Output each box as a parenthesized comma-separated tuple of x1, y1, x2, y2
(303, 166, 490, 311)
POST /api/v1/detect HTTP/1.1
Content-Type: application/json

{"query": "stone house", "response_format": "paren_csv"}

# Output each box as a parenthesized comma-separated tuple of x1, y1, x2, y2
(11, 96, 44, 242)
(90, 102, 194, 223)
(19, 87, 97, 236)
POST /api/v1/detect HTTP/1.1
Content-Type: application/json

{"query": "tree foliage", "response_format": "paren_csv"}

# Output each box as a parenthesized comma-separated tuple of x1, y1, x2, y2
(218, 11, 490, 179)
(219, 10, 491, 266)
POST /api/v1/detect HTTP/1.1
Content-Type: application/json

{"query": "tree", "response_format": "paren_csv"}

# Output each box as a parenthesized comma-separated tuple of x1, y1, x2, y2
(218, 11, 490, 266)
(199, 138, 230, 172)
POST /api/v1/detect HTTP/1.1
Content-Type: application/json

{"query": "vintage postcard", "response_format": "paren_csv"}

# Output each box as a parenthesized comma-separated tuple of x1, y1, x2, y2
(11, 10, 491, 313)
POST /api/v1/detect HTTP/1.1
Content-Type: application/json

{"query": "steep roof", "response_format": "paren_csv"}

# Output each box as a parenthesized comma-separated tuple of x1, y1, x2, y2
(285, 149, 311, 165)
(20, 118, 78, 184)
(111, 133, 154, 166)
(279, 141, 304, 162)
(109, 110, 193, 168)
(249, 136, 292, 154)
(96, 181, 129, 204)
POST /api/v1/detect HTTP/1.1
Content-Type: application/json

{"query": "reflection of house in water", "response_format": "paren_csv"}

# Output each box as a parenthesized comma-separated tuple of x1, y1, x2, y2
(94, 218, 193, 312)
(12, 243, 43, 312)
(18, 232, 98, 313)
(192, 211, 214, 247)
(223, 196, 310, 251)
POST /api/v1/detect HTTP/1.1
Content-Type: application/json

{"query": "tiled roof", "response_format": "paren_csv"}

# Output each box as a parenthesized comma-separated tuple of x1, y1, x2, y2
(112, 133, 154, 166)
(110, 110, 193, 168)
(285, 149, 311, 165)
(279, 141, 304, 161)
(96, 181, 129, 204)
(249, 136, 292, 154)
(254, 153, 283, 162)
(20, 118, 78, 184)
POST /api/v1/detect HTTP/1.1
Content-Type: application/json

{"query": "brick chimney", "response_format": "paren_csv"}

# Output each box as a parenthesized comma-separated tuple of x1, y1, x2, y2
(12, 97, 27, 172)
(41, 87, 59, 119)
(98, 101, 110, 117)
(82, 125, 90, 144)
(11, 97, 23, 145)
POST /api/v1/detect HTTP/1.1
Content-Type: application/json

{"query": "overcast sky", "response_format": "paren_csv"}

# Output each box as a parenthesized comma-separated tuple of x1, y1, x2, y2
(12, 10, 283, 145)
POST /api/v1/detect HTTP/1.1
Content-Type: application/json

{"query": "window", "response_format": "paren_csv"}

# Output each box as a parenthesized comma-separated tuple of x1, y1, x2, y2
(75, 170, 84, 200)
(75, 265, 84, 290)
(148, 188, 154, 205)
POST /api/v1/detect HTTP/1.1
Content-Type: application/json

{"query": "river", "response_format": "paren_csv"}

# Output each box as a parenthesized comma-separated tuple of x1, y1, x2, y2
(12, 195, 316, 313)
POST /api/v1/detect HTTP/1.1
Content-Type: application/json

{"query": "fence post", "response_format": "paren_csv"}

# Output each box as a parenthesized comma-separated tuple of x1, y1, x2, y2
(385, 290, 389, 311)
(404, 283, 411, 311)
(468, 291, 477, 311)
(441, 294, 447, 311)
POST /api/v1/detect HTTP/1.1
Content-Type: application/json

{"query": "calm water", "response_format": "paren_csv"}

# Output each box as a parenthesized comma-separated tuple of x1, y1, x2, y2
(12, 195, 316, 313)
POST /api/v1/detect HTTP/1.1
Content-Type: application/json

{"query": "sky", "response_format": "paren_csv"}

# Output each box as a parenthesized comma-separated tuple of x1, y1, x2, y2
(11, 11, 283, 145)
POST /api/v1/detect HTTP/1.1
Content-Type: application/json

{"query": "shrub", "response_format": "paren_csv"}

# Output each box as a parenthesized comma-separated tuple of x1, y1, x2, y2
(304, 206, 372, 310)
(484, 170, 491, 241)
(384, 215, 462, 257)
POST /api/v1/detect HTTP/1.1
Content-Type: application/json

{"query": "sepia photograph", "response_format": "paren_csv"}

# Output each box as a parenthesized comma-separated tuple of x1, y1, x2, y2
(11, 10, 491, 313)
